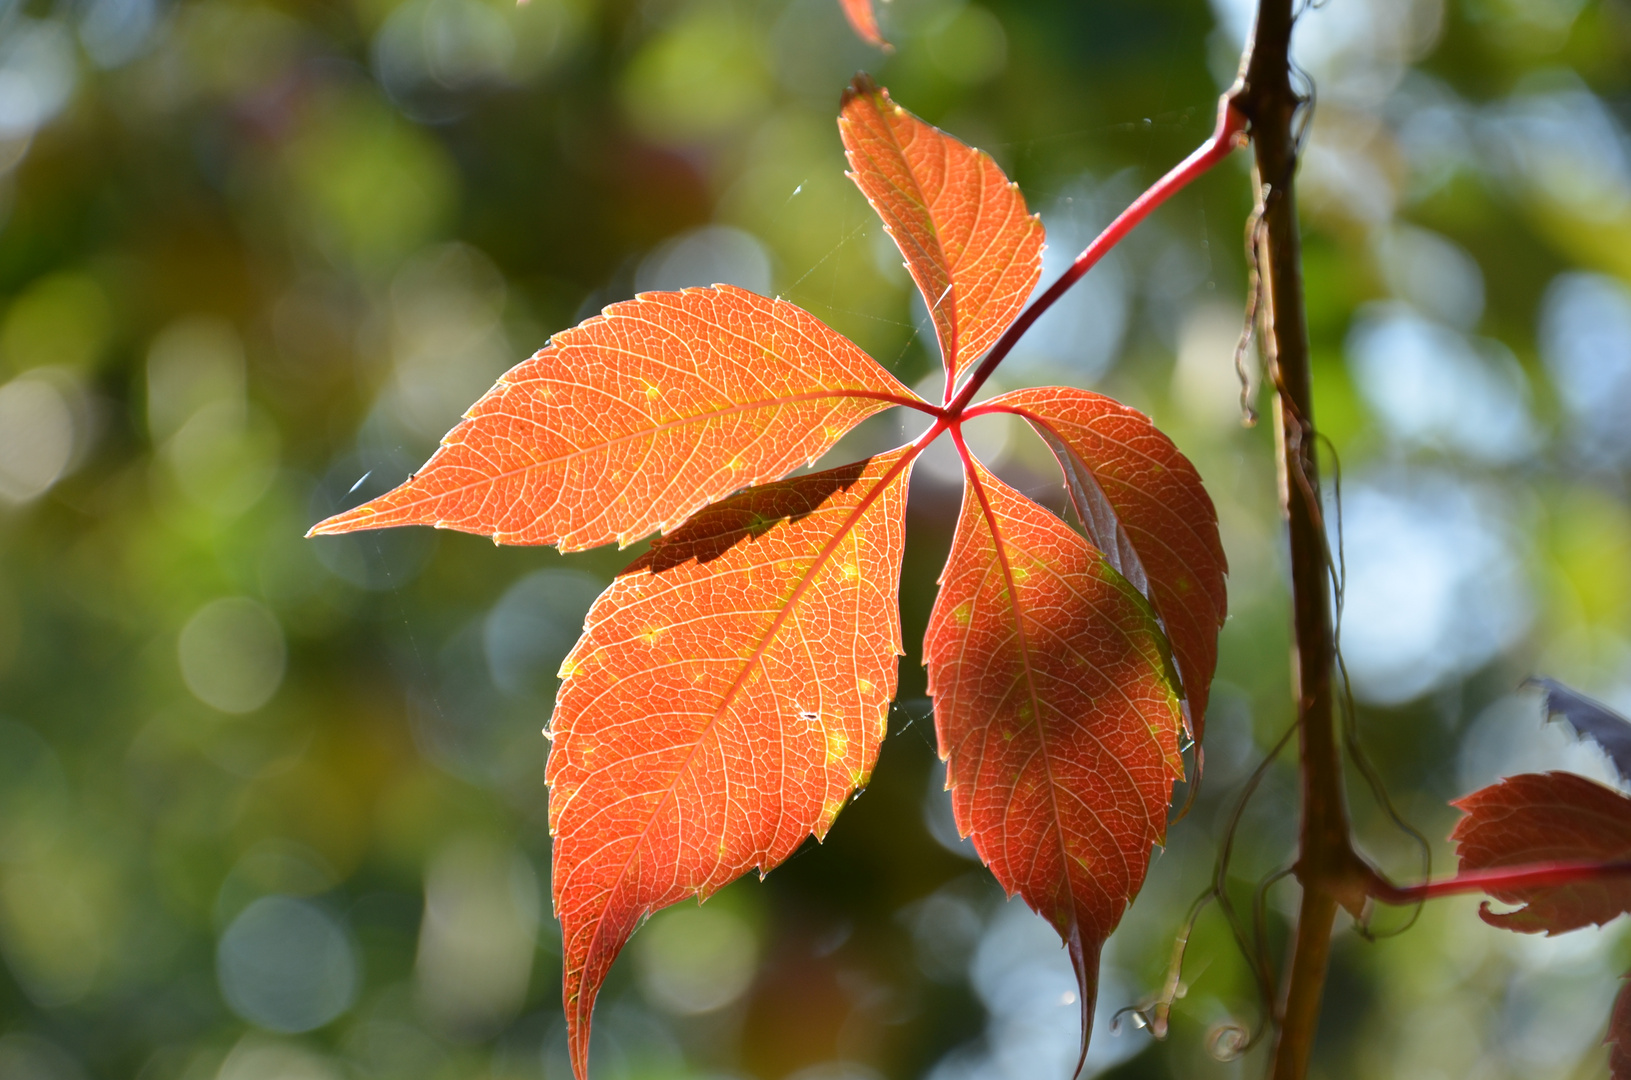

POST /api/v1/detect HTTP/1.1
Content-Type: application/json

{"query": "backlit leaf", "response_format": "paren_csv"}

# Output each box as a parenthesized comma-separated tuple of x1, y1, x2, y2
(979, 387, 1227, 736)
(1451, 771, 1631, 934)
(838, 0, 889, 49)
(923, 449, 1184, 1070)
(308, 285, 919, 551)
(547, 447, 915, 1078)
(839, 77, 1044, 389)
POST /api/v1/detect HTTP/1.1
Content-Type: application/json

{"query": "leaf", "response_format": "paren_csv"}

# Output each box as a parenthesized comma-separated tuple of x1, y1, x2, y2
(1451, 771, 1631, 934)
(547, 447, 915, 1079)
(979, 387, 1228, 736)
(1612, 974, 1631, 1079)
(923, 449, 1185, 1071)
(308, 285, 919, 551)
(837, 0, 890, 49)
(1529, 676, 1631, 784)
(839, 76, 1044, 389)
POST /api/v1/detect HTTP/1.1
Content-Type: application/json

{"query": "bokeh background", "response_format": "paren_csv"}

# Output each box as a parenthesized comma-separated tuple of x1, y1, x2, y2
(2, 0, 1630, 1075)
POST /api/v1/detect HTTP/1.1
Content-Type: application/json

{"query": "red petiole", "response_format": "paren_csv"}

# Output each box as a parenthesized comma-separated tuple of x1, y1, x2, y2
(1368, 859, 1631, 906)
(940, 96, 1249, 418)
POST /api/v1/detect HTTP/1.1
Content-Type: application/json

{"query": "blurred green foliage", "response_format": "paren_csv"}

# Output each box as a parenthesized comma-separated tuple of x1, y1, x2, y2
(1, 0, 1630, 1076)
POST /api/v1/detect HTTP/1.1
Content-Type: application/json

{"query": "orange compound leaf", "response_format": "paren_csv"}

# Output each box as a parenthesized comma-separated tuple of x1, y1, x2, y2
(976, 387, 1227, 738)
(546, 447, 915, 1080)
(839, 76, 1043, 390)
(838, 0, 890, 49)
(1451, 771, 1631, 935)
(923, 449, 1184, 1071)
(1611, 974, 1631, 1079)
(307, 285, 921, 552)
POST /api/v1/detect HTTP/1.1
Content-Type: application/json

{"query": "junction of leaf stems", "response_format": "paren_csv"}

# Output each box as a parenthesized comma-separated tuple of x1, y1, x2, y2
(307, 65, 1631, 1079)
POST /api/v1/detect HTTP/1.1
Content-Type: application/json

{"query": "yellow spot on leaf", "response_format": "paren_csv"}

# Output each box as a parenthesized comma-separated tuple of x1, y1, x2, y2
(826, 729, 849, 763)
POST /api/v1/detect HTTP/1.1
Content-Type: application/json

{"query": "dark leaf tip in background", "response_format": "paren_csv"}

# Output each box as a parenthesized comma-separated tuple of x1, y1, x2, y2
(1528, 677, 1631, 784)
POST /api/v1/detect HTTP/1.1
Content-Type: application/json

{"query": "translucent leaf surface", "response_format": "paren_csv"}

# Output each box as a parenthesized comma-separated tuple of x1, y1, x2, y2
(1451, 771, 1631, 934)
(546, 448, 914, 1078)
(308, 286, 918, 551)
(980, 387, 1227, 735)
(838, 0, 889, 49)
(839, 76, 1043, 388)
(922, 450, 1184, 1070)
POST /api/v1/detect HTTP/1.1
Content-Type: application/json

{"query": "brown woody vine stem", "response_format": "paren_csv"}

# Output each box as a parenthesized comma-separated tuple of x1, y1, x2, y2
(1216, 3, 1631, 1069)
(1228, 0, 1377, 1076)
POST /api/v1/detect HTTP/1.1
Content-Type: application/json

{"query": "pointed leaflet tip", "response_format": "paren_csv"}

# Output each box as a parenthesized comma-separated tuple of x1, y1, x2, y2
(301, 286, 920, 552)
(838, 0, 891, 50)
(838, 79, 1043, 385)
(840, 71, 881, 110)
(1068, 931, 1103, 1080)
(549, 448, 915, 1080)
(306, 505, 377, 538)
(924, 451, 1183, 1069)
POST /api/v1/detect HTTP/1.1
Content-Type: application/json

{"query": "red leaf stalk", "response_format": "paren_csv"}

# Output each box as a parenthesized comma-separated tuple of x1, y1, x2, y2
(1369, 859, 1631, 906)
(944, 97, 1248, 419)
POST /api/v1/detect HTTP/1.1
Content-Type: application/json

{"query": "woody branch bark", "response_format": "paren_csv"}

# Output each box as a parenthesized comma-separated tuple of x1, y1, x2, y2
(1227, 1, 1375, 1076)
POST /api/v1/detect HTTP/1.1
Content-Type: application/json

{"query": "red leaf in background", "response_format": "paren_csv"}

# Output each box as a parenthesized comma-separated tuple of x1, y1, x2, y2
(1451, 771, 1631, 934)
(976, 387, 1228, 736)
(1611, 974, 1631, 1079)
(838, 0, 890, 49)
(308, 286, 919, 551)
(547, 448, 915, 1078)
(839, 76, 1044, 390)
(923, 449, 1185, 1070)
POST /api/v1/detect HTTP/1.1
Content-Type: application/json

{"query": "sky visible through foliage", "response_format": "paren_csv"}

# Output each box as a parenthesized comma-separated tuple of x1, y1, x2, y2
(0, 0, 1629, 1077)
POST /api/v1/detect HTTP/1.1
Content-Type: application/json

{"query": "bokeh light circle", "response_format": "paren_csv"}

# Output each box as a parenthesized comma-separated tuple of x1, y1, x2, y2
(0, 375, 74, 504)
(216, 897, 358, 1033)
(635, 905, 758, 1016)
(177, 598, 286, 714)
